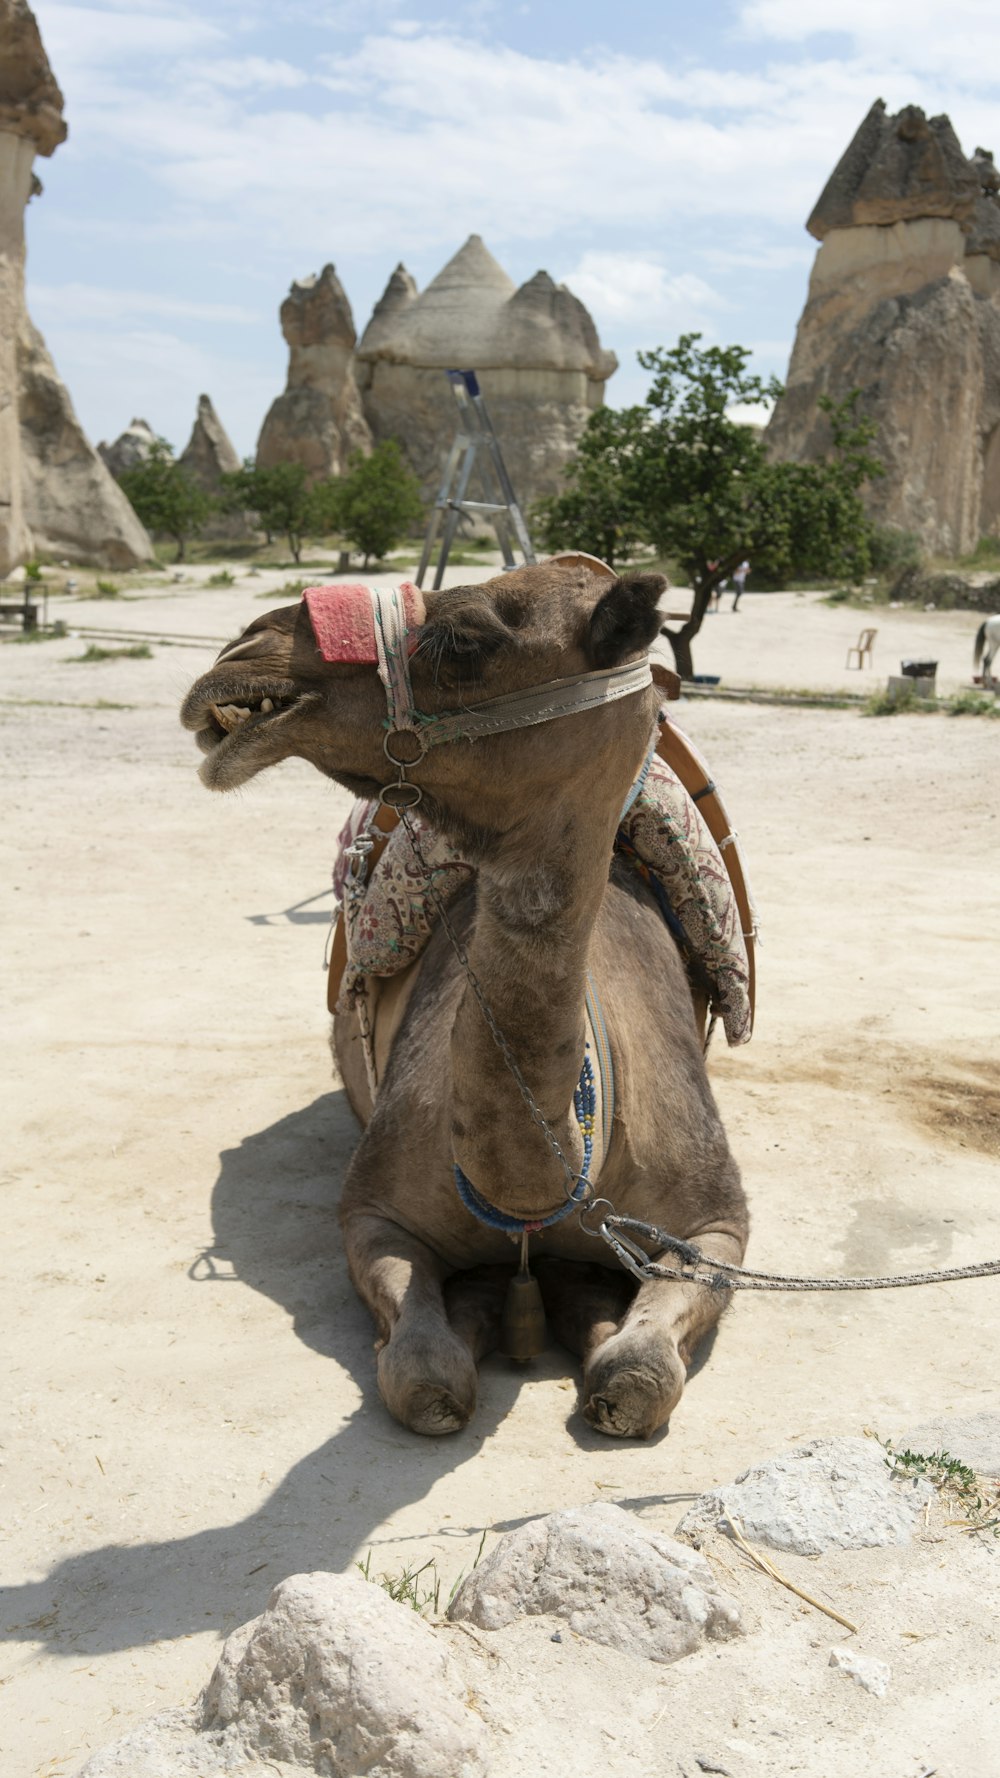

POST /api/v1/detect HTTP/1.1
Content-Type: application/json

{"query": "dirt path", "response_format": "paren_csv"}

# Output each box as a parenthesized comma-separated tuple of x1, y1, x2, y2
(2, 571, 998, 1776)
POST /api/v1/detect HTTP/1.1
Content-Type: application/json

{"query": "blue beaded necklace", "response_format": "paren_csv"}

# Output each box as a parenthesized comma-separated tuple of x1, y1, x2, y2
(454, 1046, 596, 1236)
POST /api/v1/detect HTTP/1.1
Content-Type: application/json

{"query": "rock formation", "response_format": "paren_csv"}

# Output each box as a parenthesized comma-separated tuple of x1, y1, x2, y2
(97, 416, 157, 478)
(179, 393, 252, 538)
(768, 100, 1000, 556)
(256, 263, 372, 480)
(354, 234, 618, 510)
(0, 0, 151, 574)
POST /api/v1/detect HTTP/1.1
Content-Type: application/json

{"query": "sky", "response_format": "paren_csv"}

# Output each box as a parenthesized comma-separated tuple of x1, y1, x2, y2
(23, 0, 1000, 461)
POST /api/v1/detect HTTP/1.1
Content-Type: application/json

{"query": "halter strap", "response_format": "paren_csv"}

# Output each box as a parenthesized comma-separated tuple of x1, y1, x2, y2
(304, 582, 654, 750)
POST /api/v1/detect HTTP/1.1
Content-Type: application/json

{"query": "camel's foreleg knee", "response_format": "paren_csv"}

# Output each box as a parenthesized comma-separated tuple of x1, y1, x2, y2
(583, 1224, 746, 1440)
(341, 1211, 478, 1436)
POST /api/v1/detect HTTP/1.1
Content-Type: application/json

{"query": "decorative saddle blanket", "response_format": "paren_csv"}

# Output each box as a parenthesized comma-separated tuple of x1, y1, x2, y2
(332, 744, 755, 1047)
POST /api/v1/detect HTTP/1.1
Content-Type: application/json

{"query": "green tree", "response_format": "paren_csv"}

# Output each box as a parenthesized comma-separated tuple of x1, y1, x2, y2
(222, 461, 346, 563)
(531, 405, 647, 570)
(337, 441, 424, 568)
(118, 439, 214, 562)
(628, 336, 881, 676)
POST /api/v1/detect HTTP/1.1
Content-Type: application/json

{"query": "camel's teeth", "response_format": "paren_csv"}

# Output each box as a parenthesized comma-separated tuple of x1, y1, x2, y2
(260, 697, 274, 713)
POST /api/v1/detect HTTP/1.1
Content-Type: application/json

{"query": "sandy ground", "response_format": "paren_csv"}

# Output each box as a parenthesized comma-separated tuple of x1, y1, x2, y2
(2, 563, 998, 1777)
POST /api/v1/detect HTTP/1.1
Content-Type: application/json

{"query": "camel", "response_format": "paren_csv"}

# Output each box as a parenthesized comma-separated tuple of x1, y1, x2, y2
(180, 561, 749, 1439)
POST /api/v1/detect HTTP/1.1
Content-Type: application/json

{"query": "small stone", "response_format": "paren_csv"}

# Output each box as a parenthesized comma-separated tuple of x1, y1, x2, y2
(448, 1502, 742, 1664)
(676, 1437, 933, 1556)
(829, 1645, 891, 1697)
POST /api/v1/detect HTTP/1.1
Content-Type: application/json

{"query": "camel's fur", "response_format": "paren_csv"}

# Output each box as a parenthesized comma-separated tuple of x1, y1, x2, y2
(181, 564, 748, 1438)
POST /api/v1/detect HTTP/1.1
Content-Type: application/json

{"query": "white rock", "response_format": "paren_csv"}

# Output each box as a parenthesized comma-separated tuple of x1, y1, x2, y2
(447, 1501, 742, 1663)
(676, 1436, 933, 1556)
(829, 1645, 891, 1697)
(76, 1571, 486, 1777)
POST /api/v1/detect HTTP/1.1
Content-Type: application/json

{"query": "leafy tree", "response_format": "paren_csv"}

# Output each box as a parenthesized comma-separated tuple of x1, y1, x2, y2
(222, 460, 315, 564)
(629, 337, 881, 676)
(336, 441, 424, 568)
(531, 406, 647, 570)
(118, 439, 214, 563)
(541, 335, 882, 677)
(221, 461, 349, 563)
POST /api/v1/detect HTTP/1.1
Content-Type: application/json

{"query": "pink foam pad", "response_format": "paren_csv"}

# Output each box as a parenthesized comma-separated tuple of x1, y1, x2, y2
(303, 582, 425, 663)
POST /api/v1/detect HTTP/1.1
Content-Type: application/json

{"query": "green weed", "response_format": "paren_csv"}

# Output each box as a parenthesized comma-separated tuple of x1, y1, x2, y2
(71, 643, 153, 663)
(947, 690, 1000, 717)
(356, 1530, 488, 1617)
(883, 1439, 1000, 1536)
(862, 685, 936, 716)
(93, 579, 121, 598)
(208, 569, 236, 587)
(258, 577, 308, 601)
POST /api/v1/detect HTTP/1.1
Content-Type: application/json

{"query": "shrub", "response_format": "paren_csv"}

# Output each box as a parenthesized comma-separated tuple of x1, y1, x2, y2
(336, 441, 425, 568)
(868, 526, 923, 576)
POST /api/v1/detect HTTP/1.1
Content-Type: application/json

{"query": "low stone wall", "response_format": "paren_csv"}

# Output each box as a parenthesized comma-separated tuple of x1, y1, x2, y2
(892, 566, 1000, 611)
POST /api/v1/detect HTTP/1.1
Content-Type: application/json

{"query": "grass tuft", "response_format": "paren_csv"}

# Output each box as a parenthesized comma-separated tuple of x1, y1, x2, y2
(356, 1530, 488, 1617)
(947, 689, 1000, 717)
(71, 643, 153, 663)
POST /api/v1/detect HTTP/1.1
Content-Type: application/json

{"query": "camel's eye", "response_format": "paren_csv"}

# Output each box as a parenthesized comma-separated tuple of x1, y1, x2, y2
(416, 589, 519, 685)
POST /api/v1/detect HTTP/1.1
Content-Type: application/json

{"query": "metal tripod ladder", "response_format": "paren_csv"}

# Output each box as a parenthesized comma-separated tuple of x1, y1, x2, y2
(415, 370, 536, 590)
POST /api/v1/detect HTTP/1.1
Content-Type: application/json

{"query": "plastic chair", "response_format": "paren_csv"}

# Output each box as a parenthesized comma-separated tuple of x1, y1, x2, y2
(846, 627, 876, 669)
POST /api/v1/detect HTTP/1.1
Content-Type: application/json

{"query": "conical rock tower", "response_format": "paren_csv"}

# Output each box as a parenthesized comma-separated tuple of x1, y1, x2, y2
(256, 264, 372, 480)
(767, 100, 1000, 555)
(354, 234, 617, 509)
(0, 0, 152, 572)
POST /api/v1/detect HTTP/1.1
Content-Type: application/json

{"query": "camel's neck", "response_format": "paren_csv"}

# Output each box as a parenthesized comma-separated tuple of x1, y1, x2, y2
(448, 793, 623, 1219)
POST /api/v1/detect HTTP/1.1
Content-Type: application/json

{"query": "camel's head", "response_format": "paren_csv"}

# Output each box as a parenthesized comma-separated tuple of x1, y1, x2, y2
(180, 562, 666, 841)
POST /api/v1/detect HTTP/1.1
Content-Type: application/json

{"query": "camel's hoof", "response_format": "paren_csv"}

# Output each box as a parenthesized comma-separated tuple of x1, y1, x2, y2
(400, 1385, 474, 1437)
(582, 1339, 685, 1439)
(377, 1337, 477, 1437)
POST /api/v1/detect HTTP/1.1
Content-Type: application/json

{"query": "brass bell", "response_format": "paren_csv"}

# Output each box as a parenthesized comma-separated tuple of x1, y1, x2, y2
(501, 1269, 547, 1362)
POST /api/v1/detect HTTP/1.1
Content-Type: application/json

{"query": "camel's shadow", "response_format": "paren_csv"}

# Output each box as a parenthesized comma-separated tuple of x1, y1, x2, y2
(1, 1092, 593, 1660)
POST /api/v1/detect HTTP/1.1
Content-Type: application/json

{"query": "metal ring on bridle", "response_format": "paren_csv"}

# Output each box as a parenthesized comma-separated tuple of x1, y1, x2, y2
(577, 1195, 615, 1237)
(383, 727, 427, 767)
(379, 779, 423, 810)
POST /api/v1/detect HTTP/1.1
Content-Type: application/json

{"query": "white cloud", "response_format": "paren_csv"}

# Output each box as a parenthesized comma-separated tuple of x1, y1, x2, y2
(27, 282, 258, 325)
(40, 4, 223, 70)
(741, 0, 1000, 90)
(182, 56, 311, 90)
(562, 252, 728, 330)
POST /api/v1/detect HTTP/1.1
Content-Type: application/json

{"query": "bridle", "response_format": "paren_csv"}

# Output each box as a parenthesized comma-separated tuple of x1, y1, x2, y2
(304, 580, 653, 813)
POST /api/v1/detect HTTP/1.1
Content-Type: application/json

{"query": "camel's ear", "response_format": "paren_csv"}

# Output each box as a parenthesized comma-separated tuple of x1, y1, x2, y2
(586, 572, 667, 669)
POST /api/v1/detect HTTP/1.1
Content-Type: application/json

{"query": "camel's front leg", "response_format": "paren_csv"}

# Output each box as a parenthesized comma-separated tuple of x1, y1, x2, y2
(341, 1210, 480, 1436)
(582, 1226, 746, 1439)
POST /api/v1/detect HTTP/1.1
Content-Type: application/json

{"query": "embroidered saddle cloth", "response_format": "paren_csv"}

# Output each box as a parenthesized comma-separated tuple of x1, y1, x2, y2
(332, 749, 754, 1047)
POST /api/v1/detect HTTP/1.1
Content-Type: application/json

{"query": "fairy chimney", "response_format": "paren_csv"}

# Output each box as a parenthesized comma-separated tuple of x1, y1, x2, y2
(354, 234, 618, 509)
(767, 100, 1000, 554)
(256, 264, 372, 480)
(0, 0, 152, 573)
